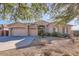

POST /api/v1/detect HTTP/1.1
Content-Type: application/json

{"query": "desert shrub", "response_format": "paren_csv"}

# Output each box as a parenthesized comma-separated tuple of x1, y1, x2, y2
(61, 33, 70, 38)
(38, 30, 45, 37)
(51, 32, 69, 38)
(43, 49, 52, 56)
(39, 40, 49, 46)
(73, 31, 79, 37)
(45, 32, 52, 36)
(51, 32, 61, 37)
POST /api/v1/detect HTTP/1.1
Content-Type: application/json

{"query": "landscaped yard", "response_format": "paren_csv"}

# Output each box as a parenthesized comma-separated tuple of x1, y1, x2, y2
(0, 37, 79, 56)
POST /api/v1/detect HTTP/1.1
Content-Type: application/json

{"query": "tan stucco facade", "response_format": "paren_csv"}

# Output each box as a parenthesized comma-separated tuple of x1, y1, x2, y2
(0, 20, 72, 36)
(47, 23, 72, 34)
(0, 30, 2, 36)
(7, 23, 38, 36)
(36, 20, 49, 33)
(8, 23, 28, 36)
(29, 24, 38, 36)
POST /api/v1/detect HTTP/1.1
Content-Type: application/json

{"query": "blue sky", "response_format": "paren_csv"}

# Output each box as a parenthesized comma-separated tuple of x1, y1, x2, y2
(43, 14, 50, 21)
(0, 20, 14, 24)
(67, 18, 79, 26)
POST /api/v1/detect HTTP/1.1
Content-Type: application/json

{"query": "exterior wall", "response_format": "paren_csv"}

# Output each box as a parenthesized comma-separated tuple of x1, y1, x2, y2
(47, 23, 59, 33)
(36, 20, 49, 33)
(11, 27, 28, 36)
(8, 23, 38, 36)
(67, 25, 72, 34)
(0, 30, 2, 36)
(57, 24, 72, 34)
(8, 22, 28, 28)
(29, 28, 38, 36)
(0, 21, 73, 36)
(47, 23, 72, 34)
(29, 24, 38, 36)
(47, 23, 53, 33)
(8, 23, 28, 36)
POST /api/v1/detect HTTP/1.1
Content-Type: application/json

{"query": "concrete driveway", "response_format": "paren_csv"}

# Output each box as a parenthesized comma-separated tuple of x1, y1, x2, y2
(0, 36, 37, 51)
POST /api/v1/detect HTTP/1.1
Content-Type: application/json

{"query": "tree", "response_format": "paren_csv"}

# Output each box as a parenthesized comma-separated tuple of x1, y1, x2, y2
(0, 3, 49, 21)
(50, 3, 79, 24)
(0, 3, 79, 37)
(50, 3, 79, 44)
(0, 3, 49, 36)
(0, 3, 79, 24)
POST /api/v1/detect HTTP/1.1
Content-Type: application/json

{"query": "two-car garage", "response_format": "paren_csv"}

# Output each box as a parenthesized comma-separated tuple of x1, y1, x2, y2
(8, 23, 38, 36)
(12, 27, 28, 36)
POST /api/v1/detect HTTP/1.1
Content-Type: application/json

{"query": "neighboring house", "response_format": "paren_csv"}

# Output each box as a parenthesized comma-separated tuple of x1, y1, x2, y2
(0, 19, 75, 36)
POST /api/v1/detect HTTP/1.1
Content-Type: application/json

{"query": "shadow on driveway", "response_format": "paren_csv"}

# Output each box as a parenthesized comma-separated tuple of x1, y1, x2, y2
(0, 36, 27, 42)
(15, 36, 37, 49)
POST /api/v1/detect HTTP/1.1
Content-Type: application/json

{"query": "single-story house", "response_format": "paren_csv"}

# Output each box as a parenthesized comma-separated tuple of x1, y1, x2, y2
(0, 19, 76, 36)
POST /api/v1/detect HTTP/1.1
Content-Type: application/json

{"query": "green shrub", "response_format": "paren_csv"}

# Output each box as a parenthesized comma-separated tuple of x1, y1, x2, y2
(45, 32, 51, 36)
(73, 31, 79, 37)
(51, 32, 69, 38)
(51, 32, 60, 37)
(61, 33, 70, 38)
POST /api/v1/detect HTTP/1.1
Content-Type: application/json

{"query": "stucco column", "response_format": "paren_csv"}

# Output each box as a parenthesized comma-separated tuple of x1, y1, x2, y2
(9, 28, 13, 36)
(9, 29, 11, 36)
(27, 24, 30, 36)
(3, 30, 6, 36)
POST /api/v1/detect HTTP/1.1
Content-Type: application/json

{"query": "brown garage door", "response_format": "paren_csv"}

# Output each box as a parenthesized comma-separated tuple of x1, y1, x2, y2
(29, 28, 38, 36)
(12, 27, 28, 36)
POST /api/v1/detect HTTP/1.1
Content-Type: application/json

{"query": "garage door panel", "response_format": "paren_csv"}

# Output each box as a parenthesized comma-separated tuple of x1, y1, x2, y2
(29, 29, 38, 36)
(12, 28, 28, 36)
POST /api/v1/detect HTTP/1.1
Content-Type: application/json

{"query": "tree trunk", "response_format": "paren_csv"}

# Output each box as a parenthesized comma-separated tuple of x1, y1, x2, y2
(28, 24, 30, 36)
(70, 31, 75, 44)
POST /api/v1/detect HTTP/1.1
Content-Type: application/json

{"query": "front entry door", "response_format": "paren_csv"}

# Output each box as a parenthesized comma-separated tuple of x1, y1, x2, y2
(38, 25, 45, 36)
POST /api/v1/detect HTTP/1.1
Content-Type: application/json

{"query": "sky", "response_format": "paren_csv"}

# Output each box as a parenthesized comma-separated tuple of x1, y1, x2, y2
(43, 14, 50, 21)
(0, 20, 15, 24)
(67, 18, 79, 26)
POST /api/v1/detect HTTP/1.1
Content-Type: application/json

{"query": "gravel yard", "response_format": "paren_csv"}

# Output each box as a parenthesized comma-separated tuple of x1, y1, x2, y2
(0, 37, 79, 56)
